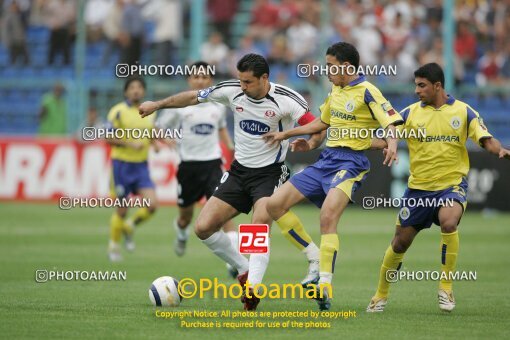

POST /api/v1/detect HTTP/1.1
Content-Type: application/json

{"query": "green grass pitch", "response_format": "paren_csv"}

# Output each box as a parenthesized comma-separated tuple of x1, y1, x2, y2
(1, 202, 509, 339)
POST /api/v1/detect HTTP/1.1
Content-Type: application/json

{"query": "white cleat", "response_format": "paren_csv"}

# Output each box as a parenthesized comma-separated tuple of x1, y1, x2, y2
(438, 290, 455, 312)
(366, 296, 387, 312)
(174, 239, 187, 257)
(301, 259, 320, 287)
(108, 241, 123, 262)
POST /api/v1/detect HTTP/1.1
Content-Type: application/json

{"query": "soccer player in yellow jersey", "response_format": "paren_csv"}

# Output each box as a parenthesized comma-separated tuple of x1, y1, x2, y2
(106, 77, 158, 262)
(263, 42, 403, 310)
(366, 63, 510, 313)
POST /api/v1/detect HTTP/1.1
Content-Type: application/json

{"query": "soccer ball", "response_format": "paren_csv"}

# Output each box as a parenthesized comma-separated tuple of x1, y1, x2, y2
(149, 276, 182, 307)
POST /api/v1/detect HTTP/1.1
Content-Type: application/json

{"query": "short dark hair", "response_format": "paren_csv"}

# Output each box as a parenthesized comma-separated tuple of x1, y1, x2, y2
(326, 42, 360, 68)
(188, 60, 213, 77)
(414, 63, 445, 88)
(124, 77, 146, 92)
(236, 53, 270, 78)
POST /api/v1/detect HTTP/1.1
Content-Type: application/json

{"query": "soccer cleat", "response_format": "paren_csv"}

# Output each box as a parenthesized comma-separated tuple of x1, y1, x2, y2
(438, 290, 455, 312)
(237, 271, 248, 286)
(108, 241, 123, 262)
(174, 239, 187, 257)
(241, 288, 260, 311)
(314, 284, 332, 311)
(301, 259, 320, 288)
(226, 263, 238, 279)
(366, 296, 387, 312)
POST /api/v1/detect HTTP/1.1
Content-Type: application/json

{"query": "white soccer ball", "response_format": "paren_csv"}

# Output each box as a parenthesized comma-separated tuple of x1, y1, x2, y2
(149, 276, 182, 307)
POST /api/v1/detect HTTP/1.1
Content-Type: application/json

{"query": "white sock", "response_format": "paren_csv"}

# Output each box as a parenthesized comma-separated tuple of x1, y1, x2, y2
(319, 272, 333, 285)
(202, 231, 249, 273)
(248, 251, 270, 286)
(174, 218, 190, 241)
(226, 230, 238, 249)
(302, 242, 320, 261)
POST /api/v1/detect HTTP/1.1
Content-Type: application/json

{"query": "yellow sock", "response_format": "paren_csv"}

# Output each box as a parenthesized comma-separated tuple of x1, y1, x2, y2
(128, 207, 154, 228)
(375, 245, 405, 298)
(110, 213, 124, 243)
(439, 231, 459, 292)
(319, 234, 340, 282)
(276, 211, 313, 251)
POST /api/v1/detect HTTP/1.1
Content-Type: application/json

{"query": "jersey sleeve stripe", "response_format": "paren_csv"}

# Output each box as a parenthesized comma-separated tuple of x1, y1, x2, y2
(274, 86, 308, 107)
(274, 89, 308, 110)
(209, 83, 241, 94)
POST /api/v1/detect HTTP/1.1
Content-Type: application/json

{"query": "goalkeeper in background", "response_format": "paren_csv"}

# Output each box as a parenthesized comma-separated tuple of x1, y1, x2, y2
(367, 63, 510, 313)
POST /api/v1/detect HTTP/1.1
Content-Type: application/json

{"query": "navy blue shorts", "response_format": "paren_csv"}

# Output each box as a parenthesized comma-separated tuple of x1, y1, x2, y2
(397, 178, 468, 230)
(110, 160, 155, 198)
(289, 147, 370, 208)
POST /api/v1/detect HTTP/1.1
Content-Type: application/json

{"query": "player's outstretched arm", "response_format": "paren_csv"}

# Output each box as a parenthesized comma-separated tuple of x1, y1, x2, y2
(139, 90, 199, 117)
(382, 124, 399, 166)
(262, 117, 328, 146)
(369, 138, 388, 150)
(290, 130, 327, 152)
(481, 137, 510, 160)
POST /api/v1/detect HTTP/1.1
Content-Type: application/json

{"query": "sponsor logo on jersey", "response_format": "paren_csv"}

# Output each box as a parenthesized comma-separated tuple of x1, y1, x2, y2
(418, 135, 460, 143)
(190, 123, 214, 135)
(265, 110, 276, 118)
(331, 109, 356, 121)
(239, 120, 270, 135)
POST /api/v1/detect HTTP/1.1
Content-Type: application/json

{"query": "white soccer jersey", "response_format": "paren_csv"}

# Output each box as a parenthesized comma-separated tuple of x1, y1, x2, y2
(157, 101, 227, 161)
(197, 80, 308, 168)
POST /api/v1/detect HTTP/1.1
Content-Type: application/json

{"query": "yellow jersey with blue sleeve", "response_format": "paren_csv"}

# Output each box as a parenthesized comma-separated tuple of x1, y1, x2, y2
(106, 101, 155, 163)
(320, 75, 403, 150)
(400, 95, 492, 191)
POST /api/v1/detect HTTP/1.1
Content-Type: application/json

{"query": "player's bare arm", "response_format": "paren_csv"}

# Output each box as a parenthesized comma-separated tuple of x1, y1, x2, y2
(481, 137, 510, 160)
(262, 117, 329, 146)
(219, 127, 234, 152)
(139, 90, 199, 117)
(383, 124, 399, 166)
(290, 130, 327, 152)
(369, 138, 388, 150)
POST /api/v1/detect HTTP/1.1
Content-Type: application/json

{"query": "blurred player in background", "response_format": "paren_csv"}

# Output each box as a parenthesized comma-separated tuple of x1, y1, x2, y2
(157, 61, 239, 278)
(367, 63, 510, 313)
(263, 42, 402, 310)
(139, 54, 319, 310)
(105, 77, 158, 262)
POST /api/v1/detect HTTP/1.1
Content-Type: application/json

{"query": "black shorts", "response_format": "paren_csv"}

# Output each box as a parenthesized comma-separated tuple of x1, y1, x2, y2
(213, 160, 290, 214)
(177, 159, 223, 207)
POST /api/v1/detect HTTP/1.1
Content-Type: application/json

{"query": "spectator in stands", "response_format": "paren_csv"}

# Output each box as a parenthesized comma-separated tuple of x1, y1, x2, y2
(76, 107, 105, 142)
(102, 0, 124, 66)
(228, 34, 262, 76)
(85, 0, 112, 42)
(120, 0, 144, 65)
(350, 13, 382, 66)
(200, 31, 229, 76)
(207, 0, 238, 46)
(43, 0, 75, 66)
(455, 20, 478, 68)
(39, 83, 67, 136)
(476, 49, 505, 86)
(145, 0, 182, 67)
(249, 0, 280, 40)
(382, 11, 410, 52)
(277, 0, 299, 31)
(419, 37, 464, 84)
(286, 14, 318, 63)
(1, 1, 29, 65)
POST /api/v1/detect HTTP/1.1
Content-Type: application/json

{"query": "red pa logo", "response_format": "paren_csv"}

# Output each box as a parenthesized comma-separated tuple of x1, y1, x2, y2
(239, 224, 269, 254)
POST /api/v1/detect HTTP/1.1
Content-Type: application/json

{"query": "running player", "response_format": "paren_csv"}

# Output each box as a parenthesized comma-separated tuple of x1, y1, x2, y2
(263, 42, 403, 310)
(157, 61, 239, 277)
(139, 54, 318, 310)
(366, 63, 510, 313)
(106, 77, 158, 262)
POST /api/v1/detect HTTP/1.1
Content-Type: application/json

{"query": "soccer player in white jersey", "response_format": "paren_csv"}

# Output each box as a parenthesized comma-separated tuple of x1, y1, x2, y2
(157, 61, 239, 277)
(139, 54, 318, 310)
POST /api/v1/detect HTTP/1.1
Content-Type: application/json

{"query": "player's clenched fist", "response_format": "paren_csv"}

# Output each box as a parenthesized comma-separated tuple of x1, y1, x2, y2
(139, 101, 159, 117)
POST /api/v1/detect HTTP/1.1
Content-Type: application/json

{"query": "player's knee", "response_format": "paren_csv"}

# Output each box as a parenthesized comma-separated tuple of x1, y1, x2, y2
(147, 204, 157, 214)
(440, 220, 458, 233)
(391, 237, 410, 254)
(319, 209, 339, 234)
(266, 196, 284, 219)
(194, 217, 215, 240)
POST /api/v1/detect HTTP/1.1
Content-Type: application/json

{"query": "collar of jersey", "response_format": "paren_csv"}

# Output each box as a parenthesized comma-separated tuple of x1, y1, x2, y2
(420, 94, 456, 108)
(124, 99, 133, 107)
(245, 82, 275, 104)
(346, 74, 366, 87)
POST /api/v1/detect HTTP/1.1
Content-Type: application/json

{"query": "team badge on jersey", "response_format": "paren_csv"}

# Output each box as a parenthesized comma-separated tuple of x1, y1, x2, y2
(399, 207, 410, 220)
(265, 110, 276, 118)
(198, 87, 213, 100)
(381, 102, 396, 116)
(450, 116, 461, 129)
(345, 100, 355, 113)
